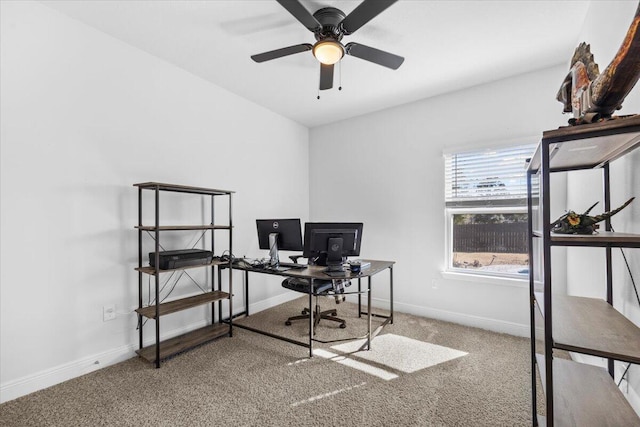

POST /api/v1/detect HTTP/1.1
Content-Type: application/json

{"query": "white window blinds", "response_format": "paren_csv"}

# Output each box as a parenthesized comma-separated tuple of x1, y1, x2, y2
(444, 143, 536, 207)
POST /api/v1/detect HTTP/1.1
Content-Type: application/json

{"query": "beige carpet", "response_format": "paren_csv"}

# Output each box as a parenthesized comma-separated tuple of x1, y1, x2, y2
(0, 297, 532, 426)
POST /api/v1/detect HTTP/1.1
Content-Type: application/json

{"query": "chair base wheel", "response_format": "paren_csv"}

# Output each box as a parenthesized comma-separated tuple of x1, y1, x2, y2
(340, 323, 346, 329)
(285, 321, 292, 326)
(331, 312, 337, 316)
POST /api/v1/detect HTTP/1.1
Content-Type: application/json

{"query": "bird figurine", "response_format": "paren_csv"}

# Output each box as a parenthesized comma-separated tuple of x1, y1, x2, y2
(556, 3, 640, 124)
(551, 197, 635, 234)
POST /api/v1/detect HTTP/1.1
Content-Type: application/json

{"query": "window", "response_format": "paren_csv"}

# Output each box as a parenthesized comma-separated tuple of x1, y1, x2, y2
(444, 143, 536, 278)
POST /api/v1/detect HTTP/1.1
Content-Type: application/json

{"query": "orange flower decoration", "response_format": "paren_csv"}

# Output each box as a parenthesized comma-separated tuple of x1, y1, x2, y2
(567, 214, 581, 226)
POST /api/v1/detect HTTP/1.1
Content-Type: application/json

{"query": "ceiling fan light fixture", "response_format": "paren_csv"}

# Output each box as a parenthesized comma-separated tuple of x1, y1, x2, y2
(313, 39, 344, 65)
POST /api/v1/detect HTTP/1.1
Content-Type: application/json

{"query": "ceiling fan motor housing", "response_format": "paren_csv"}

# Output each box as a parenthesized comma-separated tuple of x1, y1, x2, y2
(313, 7, 346, 41)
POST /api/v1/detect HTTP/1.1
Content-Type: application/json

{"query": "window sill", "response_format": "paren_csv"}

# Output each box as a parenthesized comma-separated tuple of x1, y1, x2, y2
(440, 270, 528, 288)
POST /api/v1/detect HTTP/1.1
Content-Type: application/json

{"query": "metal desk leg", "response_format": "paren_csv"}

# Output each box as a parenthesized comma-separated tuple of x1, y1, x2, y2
(367, 276, 372, 350)
(229, 265, 233, 338)
(309, 278, 314, 357)
(358, 277, 362, 318)
(245, 270, 249, 316)
(217, 267, 222, 324)
(390, 265, 394, 324)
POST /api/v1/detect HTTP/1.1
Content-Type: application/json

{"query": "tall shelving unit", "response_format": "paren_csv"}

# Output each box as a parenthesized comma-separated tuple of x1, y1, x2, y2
(527, 116, 640, 426)
(134, 182, 234, 368)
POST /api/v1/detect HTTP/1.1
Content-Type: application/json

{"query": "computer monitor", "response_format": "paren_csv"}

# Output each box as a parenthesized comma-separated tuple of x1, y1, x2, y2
(303, 222, 363, 272)
(256, 219, 303, 267)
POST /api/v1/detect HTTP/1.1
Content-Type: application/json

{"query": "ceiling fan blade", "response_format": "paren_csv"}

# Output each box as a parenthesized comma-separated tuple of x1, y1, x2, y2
(251, 43, 313, 63)
(345, 42, 404, 69)
(319, 63, 334, 90)
(341, 0, 397, 35)
(276, 0, 322, 32)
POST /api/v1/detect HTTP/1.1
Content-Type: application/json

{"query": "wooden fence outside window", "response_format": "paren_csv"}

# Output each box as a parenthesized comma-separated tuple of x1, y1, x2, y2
(453, 222, 527, 253)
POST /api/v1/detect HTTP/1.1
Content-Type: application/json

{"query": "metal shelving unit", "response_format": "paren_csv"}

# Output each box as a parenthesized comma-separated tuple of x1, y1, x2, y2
(527, 115, 640, 426)
(134, 182, 234, 368)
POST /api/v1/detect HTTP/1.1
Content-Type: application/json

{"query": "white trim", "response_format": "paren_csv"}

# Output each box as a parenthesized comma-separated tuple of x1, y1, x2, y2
(247, 291, 300, 314)
(1, 292, 526, 404)
(624, 383, 640, 417)
(0, 343, 135, 404)
(440, 270, 527, 288)
(353, 296, 529, 337)
(0, 292, 295, 404)
(394, 299, 529, 337)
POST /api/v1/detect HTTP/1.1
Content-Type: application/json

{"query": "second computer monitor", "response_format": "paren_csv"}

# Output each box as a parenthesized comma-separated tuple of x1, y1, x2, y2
(256, 219, 303, 266)
(303, 222, 363, 272)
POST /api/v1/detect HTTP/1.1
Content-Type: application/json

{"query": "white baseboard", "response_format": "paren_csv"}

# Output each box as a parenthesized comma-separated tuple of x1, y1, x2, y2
(625, 383, 640, 417)
(377, 298, 530, 337)
(0, 292, 297, 404)
(0, 343, 135, 404)
(246, 291, 300, 315)
(1, 292, 527, 404)
(619, 372, 640, 417)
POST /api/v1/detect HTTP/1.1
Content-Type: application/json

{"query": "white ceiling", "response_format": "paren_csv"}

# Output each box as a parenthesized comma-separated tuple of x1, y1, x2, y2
(42, 0, 590, 127)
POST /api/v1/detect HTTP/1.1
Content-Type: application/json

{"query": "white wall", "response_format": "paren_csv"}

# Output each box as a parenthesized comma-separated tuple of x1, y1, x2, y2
(309, 65, 570, 335)
(0, 1, 308, 402)
(309, 0, 640, 413)
(4, 0, 639, 410)
(564, 0, 640, 413)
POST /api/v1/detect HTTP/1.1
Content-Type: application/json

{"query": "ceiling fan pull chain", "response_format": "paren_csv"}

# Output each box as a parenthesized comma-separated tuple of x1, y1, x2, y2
(338, 61, 342, 91)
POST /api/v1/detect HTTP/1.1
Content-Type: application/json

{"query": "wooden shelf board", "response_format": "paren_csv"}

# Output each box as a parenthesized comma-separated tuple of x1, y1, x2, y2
(552, 295, 640, 364)
(136, 324, 230, 363)
(528, 115, 640, 172)
(542, 115, 640, 143)
(134, 182, 234, 195)
(550, 231, 640, 247)
(135, 259, 229, 275)
(136, 291, 229, 319)
(531, 230, 640, 246)
(136, 225, 232, 231)
(536, 355, 639, 426)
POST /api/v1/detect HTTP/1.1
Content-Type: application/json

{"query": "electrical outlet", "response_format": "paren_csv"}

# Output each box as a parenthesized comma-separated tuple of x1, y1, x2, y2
(103, 304, 116, 321)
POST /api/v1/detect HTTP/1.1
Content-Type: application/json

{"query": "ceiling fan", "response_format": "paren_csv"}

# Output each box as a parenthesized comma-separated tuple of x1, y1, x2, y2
(251, 0, 404, 91)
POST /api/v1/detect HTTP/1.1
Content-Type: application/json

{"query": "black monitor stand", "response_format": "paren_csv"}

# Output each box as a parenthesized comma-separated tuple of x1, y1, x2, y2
(325, 237, 344, 272)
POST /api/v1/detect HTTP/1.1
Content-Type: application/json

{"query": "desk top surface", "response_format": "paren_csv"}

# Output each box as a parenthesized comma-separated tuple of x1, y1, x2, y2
(229, 259, 394, 280)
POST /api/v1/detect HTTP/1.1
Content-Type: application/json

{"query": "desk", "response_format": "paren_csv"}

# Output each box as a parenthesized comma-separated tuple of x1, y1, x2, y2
(219, 259, 394, 357)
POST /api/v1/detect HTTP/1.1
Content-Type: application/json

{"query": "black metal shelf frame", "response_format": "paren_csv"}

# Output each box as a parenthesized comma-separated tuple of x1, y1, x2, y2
(527, 117, 640, 426)
(135, 182, 234, 368)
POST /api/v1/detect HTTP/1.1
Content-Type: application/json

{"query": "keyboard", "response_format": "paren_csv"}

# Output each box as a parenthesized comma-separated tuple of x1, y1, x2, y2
(268, 266, 292, 272)
(278, 262, 307, 270)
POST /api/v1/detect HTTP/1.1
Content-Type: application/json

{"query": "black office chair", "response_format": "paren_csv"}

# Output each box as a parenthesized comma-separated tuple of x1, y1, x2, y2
(281, 256, 346, 333)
